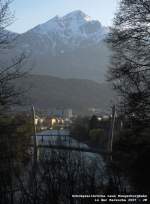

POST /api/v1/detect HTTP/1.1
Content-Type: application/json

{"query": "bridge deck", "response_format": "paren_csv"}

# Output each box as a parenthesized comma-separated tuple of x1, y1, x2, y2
(36, 134, 70, 137)
(33, 134, 111, 155)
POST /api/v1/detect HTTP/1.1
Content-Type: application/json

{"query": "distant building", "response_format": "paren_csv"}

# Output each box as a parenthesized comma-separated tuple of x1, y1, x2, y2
(63, 109, 73, 119)
(35, 115, 44, 125)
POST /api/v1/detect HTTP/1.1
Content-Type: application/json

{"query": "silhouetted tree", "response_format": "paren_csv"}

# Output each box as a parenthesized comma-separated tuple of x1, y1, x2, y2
(107, 0, 150, 192)
(70, 116, 89, 141)
(0, 1, 30, 203)
(89, 115, 99, 129)
(0, 0, 27, 113)
(107, 0, 150, 131)
(17, 148, 105, 204)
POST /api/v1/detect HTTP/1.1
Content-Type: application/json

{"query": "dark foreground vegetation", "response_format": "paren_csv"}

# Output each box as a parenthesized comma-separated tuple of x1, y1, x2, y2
(70, 114, 150, 193)
(70, 115, 111, 150)
(106, 0, 150, 194)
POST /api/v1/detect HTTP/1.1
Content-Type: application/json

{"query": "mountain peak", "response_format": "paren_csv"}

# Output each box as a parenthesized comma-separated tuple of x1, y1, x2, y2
(28, 10, 106, 48)
(63, 10, 92, 22)
(11, 11, 109, 84)
(64, 10, 87, 18)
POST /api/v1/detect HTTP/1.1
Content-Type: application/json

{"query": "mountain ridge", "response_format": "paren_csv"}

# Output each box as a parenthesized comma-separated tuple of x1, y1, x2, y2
(20, 10, 107, 50)
(4, 10, 110, 82)
(19, 74, 114, 113)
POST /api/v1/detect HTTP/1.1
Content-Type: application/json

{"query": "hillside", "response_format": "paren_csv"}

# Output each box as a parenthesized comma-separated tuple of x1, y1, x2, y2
(20, 75, 115, 113)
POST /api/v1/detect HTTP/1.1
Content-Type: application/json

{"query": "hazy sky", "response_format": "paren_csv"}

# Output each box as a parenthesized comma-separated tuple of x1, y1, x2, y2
(8, 0, 119, 33)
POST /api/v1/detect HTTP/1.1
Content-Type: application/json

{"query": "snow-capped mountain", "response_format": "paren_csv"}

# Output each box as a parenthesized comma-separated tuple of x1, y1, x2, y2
(7, 10, 110, 82)
(29, 10, 107, 49)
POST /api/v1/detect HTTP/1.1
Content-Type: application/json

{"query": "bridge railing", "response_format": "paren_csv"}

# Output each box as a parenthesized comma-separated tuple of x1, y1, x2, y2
(31, 134, 111, 156)
(35, 134, 71, 145)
